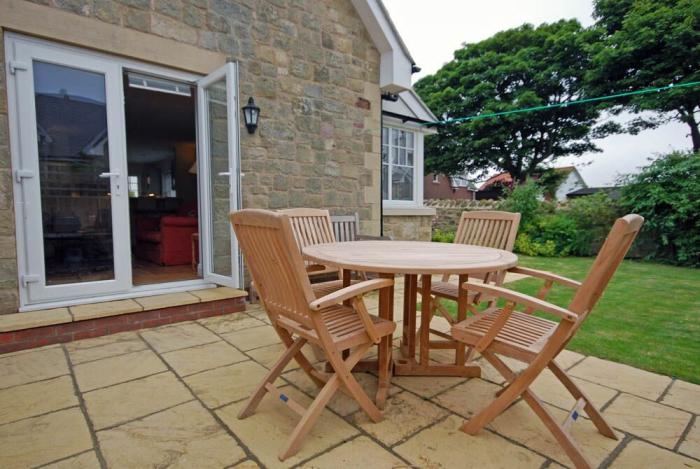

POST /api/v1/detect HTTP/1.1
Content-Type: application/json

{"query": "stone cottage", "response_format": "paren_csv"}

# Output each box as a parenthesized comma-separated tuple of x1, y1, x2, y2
(0, 0, 436, 350)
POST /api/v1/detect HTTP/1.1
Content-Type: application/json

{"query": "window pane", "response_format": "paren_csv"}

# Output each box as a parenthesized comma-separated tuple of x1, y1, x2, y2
(399, 148, 406, 166)
(406, 131, 414, 148)
(381, 145, 388, 163)
(382, 127, 388, 145)
(392, 147, 399, 164)
(392, 128, 399, 146)
(381, 163, 389, 200)
(33, 61, 115, 285)
(406, 150, 414, 166)
(398, 130, 406, 147)
(391, 165, 413, 201)
(206, 78, 232, 277)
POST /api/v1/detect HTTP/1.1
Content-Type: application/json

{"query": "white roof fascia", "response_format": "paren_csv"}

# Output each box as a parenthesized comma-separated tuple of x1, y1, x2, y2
(351, 0, 413, 93)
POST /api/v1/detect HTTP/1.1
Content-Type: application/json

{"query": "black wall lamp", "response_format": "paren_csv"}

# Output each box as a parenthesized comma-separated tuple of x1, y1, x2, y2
(242, 97, 260, 134)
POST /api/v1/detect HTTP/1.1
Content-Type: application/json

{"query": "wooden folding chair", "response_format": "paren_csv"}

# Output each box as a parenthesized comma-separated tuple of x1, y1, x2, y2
(418, 211, 521, 353)
(450, 214, 644, 469)
(331, 213, 393, 242)
(230, 209, 396, 461)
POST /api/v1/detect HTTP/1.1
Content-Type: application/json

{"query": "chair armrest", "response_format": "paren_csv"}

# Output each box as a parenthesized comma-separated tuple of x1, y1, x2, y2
(509, 266, 581, 289)
(309, 278, 394, 311)
(461, 281, 578, 322)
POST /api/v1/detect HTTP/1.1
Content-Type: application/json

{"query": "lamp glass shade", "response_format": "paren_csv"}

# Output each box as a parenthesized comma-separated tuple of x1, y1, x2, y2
(242, 97, 260, 133)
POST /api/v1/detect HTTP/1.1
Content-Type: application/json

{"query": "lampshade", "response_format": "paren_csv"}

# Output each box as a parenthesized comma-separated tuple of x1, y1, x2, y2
(242, 97, 260, 134)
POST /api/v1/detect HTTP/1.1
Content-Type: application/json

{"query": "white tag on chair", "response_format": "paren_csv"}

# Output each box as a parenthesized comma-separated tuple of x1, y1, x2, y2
(562, 397, 587, 432)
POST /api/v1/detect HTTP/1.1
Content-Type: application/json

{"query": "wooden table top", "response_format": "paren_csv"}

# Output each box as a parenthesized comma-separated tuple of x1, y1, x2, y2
(303, 240, 518, 275)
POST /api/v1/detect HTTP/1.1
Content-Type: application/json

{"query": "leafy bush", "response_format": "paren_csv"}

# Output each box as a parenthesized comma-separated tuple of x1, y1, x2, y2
(497, 181, 542, 228)
(498, 178, 622, 257)
(514, 233, 558, 256)
(619, 151, 700, 266)
(432, 228, 455, 243)
(565, 193, 623, 256)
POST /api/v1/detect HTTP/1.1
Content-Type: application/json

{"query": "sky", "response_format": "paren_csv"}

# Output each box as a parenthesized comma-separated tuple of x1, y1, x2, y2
(382, 0, 692, 186)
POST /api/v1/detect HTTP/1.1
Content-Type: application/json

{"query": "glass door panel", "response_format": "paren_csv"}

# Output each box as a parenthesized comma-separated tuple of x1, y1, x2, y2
(197, 63, 240, 287)
(33, 61, 115, 285)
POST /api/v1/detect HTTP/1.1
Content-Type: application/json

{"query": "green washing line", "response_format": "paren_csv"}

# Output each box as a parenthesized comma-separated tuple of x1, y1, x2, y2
(424, 80, 700, 126)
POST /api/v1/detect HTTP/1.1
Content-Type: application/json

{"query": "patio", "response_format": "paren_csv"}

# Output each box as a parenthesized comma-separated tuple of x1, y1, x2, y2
(1, 278, 698, 469)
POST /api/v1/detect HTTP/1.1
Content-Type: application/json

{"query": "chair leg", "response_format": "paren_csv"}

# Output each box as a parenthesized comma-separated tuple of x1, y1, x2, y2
(275, 327, 326, 389)
(238, 337, 307, 419)
(549, 361, 617, 439)
(280, 373, 341, 461)
(521, 389, 594, 469)
(279, 342, 380, 460)
(470, 352, 594, 469)
(331, 343, 383, 423)
(460, 351, 535, 434)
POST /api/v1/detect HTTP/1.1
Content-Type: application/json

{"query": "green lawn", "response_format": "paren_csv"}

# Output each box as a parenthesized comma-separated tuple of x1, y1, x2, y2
(434, 256, 700, 384)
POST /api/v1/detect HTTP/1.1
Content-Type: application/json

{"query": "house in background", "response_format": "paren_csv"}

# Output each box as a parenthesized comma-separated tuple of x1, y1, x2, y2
(476, 166, 587, 202)
(0, 0, 437, 351)
(424, 173, 477, 200)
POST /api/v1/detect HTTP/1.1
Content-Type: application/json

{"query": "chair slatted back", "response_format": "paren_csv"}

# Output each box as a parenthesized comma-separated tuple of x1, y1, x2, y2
(454, 211, 521, 251)
(568, 214, 644, 322)
(331, 213, 359, 242)
(279, 208, 336, 250)
(230, 209, 316, 329)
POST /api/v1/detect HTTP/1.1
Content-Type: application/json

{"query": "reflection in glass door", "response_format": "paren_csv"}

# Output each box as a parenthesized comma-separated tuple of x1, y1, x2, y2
(34, 61, 115, 285)
(7, 35, 130, 304)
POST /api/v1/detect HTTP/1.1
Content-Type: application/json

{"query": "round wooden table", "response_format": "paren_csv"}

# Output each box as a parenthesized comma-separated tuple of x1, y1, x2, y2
(303, 240, 518, 406)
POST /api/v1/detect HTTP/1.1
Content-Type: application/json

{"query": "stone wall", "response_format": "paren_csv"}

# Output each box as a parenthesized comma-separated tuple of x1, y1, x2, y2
(0, 37, 17, 314)
(383, 215, 433, 241)
(0, 0, 382, 312)
(425, 199, 499, 233)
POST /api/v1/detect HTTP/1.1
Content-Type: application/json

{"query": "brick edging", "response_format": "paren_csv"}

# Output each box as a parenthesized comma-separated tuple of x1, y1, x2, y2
(0, 297, 246, 355)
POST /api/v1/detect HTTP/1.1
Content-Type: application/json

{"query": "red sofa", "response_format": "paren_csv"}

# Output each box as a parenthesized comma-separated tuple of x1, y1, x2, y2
(135, 204, 198, 266)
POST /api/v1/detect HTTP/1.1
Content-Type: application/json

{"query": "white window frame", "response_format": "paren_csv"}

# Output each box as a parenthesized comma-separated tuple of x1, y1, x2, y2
(382, 121, 424, 208)
(5, 33, 242, 311)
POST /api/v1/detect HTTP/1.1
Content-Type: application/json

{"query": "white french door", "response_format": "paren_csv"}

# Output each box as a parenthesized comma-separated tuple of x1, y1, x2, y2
(6, 35, 241, 307)
(196, 63, 241, 288)
(6, 35, 131, 304)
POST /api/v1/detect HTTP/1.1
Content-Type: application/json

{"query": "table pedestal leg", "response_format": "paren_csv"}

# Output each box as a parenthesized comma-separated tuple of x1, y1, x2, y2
(394, 273, 481, 378)
(375, 272, 394, 409)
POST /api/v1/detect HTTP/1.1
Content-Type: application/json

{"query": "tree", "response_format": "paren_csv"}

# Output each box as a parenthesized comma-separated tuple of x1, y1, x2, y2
(587, 0, 700, 150)
(415, 20, 611, 183)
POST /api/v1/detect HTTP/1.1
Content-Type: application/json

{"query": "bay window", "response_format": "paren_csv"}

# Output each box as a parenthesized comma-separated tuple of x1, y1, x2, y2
(382, 126, 419, 205)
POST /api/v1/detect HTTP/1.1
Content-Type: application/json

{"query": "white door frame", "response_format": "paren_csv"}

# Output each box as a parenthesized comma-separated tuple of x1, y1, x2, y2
(5, 33, 242, 309)
(196, 63, 241, 288)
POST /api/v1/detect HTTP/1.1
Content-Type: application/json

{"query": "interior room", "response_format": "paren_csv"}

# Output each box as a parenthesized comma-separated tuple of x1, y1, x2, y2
(123, 72, 200, 285)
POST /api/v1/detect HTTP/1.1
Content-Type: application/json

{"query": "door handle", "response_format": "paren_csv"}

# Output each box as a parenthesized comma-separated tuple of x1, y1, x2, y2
(98, 172, 120, 196)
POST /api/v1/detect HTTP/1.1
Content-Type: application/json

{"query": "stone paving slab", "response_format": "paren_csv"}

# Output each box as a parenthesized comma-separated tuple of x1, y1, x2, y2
(602, 393, 692, 449)
(97, 400, 246, 468)
(569, 356, 672, 401)
(1, 312, 699, 469)
(0, 407, 93, 468)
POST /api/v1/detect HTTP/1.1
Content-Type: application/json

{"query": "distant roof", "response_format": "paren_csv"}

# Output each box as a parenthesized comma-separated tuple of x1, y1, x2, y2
(567, 187, 621, 199)
(478, 166, 585, 191)
(554, 166, 576, 174)
(478, 172, 513, 191)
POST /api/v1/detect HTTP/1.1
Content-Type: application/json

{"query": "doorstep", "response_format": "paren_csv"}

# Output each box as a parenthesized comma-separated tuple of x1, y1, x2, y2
(0, 287, 248, 354)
